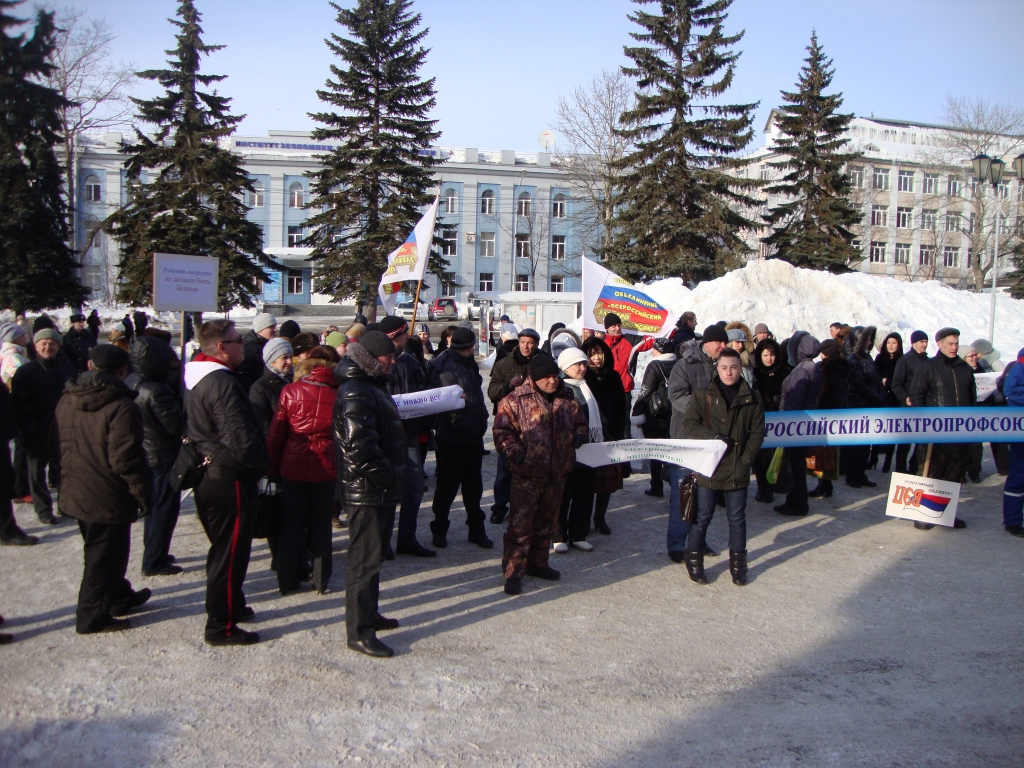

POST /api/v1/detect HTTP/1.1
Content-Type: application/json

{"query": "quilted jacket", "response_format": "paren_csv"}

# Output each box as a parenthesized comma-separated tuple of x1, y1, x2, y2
(267, 361, 339, 483)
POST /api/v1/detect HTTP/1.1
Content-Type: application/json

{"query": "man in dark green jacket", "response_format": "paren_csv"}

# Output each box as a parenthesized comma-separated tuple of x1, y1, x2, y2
(680, 348, 764, 586)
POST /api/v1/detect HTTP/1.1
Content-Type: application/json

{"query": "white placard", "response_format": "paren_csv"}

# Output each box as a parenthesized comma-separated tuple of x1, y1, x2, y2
(392, 385, 465, 420)
(975, 372, 1000, 402)
(884, 471, 961, 528)
(152, 253, 220, 312)
(575, 439, 728, 477)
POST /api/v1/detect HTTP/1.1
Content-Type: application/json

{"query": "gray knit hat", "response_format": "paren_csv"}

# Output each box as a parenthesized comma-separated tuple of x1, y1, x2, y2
(0, 322, 26, 344)
(263, 337, 292, 366)
(34, 328, 62, 345)
(252, 313, 277, 333)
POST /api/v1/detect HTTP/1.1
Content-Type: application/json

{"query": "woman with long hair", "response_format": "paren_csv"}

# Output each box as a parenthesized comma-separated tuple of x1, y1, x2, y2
(580, 337, 626, 536)
(870, 332, 904, 472)
(752, 337, 791, 502)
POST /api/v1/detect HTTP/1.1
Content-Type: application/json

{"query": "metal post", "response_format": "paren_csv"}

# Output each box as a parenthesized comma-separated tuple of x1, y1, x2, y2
(989, 200, 999, 344)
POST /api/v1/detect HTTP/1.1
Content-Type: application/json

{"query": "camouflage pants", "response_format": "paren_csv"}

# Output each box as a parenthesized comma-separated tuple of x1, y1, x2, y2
(502, 475, 567, 580)
(915, 443, 971, 484)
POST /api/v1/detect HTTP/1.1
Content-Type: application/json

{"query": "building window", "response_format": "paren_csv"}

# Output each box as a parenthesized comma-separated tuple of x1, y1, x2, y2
(895, 243, 911, 264)
(967, 248, 974, 268)
(248, 181, 264, 208)
(550, 275, 564, 292)
(871, 206, 888, 227)
(851, 239, 861, 253)
(968, 212, 976, 233)
(923, 173, 939, 195)
(287, 269, 304, 294)
(84, 175, 102, 202)
(442, 187, 458, 214)
(943, 246, 960, 267)
(480, 189, 495, 215)
(287, 226, 304, 247)
(998, 181, 1010, 200)
(551, 193, 566, 219)
(872, 168, 889, 190)
(515, 233, 531, 259)
(919, 245, 933, 266)
(898, 170, 914, 192)
(921, 209, 937, 230)
(945, 212, 961, 231)
(760, 166, 771, 181)
(551, 235, 565, 260)
(896, 207, 913, 228)
(514, 273, 530, 291)
(441, 271, 457, 294)
(478, 272, 493, 292)
(848, 166, 863, 188)
(441, 226, 457, 256)
(999, 213, 1010, 234)
(516, 192, 532, 217)
(869, 242, 886, 263)
(288, 182, 304, 208)
(479, 231, 495, 258)
(947, 177, 962, 197)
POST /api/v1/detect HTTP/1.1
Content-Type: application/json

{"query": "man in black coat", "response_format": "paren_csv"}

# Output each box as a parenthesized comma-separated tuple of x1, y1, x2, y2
(429, 328, 492, 550)
(63, 313, 96, 374)
(56, 345, 152, 634)
(11, 329, 74, 524)
(128, 337, 184, 577)
(333, 332, 408, 658)
(0, 381, 36, 546)
(185, 319, 271, 646)
(890, 330, 930, 473)
(908, 327, 976, 531)
(237, 312, 277, 391)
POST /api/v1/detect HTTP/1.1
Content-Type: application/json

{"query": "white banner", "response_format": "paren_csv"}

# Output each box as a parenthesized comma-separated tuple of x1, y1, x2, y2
(975, 371, 999, 402)
(575, 439, 728, 477)
(393, 385, 465, 420)
(884, 472, 961, 528)
(378, 196, 440, 316)
(582, 257, 672, 337)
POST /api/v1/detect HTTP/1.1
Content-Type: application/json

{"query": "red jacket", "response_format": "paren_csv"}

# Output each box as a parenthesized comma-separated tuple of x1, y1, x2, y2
(605, 333, 637, 392)
(267, 363, 339, 482)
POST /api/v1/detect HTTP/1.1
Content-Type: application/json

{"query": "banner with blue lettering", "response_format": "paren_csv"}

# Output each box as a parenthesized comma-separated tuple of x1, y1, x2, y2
(763, 408, 1024, 448)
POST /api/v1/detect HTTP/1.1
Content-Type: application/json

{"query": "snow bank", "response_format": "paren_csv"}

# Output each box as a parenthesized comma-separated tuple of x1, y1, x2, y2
(642, 260, 1024, 359)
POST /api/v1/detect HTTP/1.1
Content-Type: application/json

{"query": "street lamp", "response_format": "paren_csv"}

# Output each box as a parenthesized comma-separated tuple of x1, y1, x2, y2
(971, 153, 1021, 343)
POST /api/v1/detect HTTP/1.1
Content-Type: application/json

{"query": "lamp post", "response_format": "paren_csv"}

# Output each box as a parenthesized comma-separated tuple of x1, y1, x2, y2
(971, 153, 1024, 343)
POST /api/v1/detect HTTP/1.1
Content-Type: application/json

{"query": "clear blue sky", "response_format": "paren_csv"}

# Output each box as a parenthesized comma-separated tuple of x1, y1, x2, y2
(51, 0, 1024, 152)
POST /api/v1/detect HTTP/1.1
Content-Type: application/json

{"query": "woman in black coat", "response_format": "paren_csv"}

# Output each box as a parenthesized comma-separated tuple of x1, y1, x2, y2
(810, 340, 849, 498)
(631, 337, 676, 497)
(870, 332, 903, 471)
(751, 338, 791, 502)
(581, 337, 625, 535)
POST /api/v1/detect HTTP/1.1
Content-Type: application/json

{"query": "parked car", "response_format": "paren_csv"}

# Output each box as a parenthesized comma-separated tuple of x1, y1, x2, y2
(395, 300, 427, 320)
(468, 298, 495, 321)
(427, 297, 459, 321)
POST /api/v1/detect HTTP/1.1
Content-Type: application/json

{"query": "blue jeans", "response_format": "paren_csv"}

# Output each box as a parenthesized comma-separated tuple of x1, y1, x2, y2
(491, 452, 511, 513)
(667, 464, 693, 552)
(686, 486, 747, 553)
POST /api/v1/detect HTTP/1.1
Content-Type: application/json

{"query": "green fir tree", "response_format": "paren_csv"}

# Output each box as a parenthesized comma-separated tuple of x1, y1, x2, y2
(762, 32, 862, 273)
(104, 0, 272, 311)
(0, 1, 88, 314)
(609, 0, 761, 284)
(305, 0, 443, 312)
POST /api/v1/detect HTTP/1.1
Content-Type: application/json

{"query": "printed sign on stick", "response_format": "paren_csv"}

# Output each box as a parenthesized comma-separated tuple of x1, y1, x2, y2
(152, 253, 220, 313)
(885, 472, 961, 528)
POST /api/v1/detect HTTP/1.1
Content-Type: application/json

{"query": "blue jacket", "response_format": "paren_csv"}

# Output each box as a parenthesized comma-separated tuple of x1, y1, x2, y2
(1004, 360, 1024, 407)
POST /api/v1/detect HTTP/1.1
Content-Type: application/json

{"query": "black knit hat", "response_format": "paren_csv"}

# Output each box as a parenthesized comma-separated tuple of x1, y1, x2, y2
(359, 330, 396, 358)
(701, 324, 729, 344)
(603, 312, 622, 329)
(278, 319, 301, 339)
(449, 327, 475, 350)
(529, 353, 559, 381)
(379, 315, 409, 338)
(910, 330, 928, 344)
(90, 343, 129, 372)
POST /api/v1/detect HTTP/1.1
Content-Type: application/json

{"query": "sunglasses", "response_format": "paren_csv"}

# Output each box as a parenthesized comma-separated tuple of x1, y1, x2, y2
(220, 337, 243, 346)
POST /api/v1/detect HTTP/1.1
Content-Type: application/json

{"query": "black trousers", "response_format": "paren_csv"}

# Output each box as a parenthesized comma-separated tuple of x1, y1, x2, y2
(784, 447, 808, 512)
(194, 475, 257, 638)
(142, 464, 180, 573)
(76, 520, 132, 632)
(558, 463, 595, 543)
(844, 445, 871, 484)
(26, 435, 58, 518)
(0, 442, 26, 541)
(12, 438, 29, 498)
(278, 479, 334, 593)
(895, 443, 912, 474)
(431, 439, 486, 534)
(345, 504, 394, 642)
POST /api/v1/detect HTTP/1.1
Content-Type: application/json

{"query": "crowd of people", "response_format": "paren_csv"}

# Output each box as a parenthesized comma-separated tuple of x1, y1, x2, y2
(0, 307, 1021, 651)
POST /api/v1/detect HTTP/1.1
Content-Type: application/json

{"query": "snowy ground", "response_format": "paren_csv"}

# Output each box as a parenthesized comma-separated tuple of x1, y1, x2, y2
(2, 380, 1022, 766)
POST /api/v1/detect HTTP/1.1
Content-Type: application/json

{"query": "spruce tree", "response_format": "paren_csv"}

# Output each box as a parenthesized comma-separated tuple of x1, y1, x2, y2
(0, 1, 88, 314)
(609, 0, 761, 284)
(306, 0, 443, 311)
(104, 0, 271, 311)
(762, 32, 862, 273)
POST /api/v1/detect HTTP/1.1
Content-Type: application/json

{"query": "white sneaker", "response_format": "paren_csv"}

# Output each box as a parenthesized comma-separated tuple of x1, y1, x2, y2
(553, 542, 569, 554)
(572, 540, 594, 552)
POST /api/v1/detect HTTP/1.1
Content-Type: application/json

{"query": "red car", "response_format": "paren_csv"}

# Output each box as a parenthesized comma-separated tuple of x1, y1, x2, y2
(427, 297, 459, 321)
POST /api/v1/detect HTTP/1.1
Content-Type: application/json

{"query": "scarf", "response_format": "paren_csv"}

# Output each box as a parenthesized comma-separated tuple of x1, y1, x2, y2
(564, 377, 603, 443)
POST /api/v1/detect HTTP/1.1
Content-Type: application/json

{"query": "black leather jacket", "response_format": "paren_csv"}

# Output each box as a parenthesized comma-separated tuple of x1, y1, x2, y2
(127, 337, 183, 468)
(430, 349, 488, 444)
(333, 344, 407, 507)
(910, 354, 977, 408)
(387, 349, 423, 440)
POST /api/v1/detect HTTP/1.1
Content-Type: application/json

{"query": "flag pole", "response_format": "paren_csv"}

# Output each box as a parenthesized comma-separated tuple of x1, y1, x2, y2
(410, 278, 423, 326)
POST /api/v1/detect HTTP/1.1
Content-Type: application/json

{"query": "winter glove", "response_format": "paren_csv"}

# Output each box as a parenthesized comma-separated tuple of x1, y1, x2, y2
(630, 414, 647, 427)
(508, 375, 525, 391)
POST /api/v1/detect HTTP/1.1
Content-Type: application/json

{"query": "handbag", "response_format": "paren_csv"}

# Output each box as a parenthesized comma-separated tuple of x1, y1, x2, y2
(678, 471, 700, 525)
(169, 438, 210, 493)
(253, 478, 284, 539)
(646, 365, 672, 419)
(805, 446, 837, 473)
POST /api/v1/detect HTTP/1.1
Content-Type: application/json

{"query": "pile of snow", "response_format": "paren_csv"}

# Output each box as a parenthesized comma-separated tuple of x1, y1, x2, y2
(641, 260, 1024, 359)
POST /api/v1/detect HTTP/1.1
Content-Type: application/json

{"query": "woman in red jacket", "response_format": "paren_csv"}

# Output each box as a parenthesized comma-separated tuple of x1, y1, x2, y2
(267, 348, 340, 595)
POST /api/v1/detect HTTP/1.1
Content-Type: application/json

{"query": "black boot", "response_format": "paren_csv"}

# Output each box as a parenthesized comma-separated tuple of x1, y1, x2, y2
(430, 519, 450, 549)
(682, 549, 707, 585)
(594, 494, 611, 535)
(809, 479, 832, 499)
(729, 549, 748, 586)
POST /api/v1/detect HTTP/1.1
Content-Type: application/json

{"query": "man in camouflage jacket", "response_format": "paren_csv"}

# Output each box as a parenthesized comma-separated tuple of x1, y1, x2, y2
(492, 354, 588, 595)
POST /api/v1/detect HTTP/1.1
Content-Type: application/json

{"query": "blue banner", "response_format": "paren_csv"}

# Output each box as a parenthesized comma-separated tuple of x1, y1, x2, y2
(763, 407, 1024, 448)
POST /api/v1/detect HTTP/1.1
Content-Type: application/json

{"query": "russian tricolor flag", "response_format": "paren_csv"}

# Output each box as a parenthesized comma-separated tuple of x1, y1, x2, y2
(919, 493, 951, 515)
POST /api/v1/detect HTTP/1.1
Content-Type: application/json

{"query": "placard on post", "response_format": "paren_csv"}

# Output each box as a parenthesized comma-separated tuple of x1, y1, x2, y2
(885, 472, 961, 528)
(152, 253, 220, 313)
